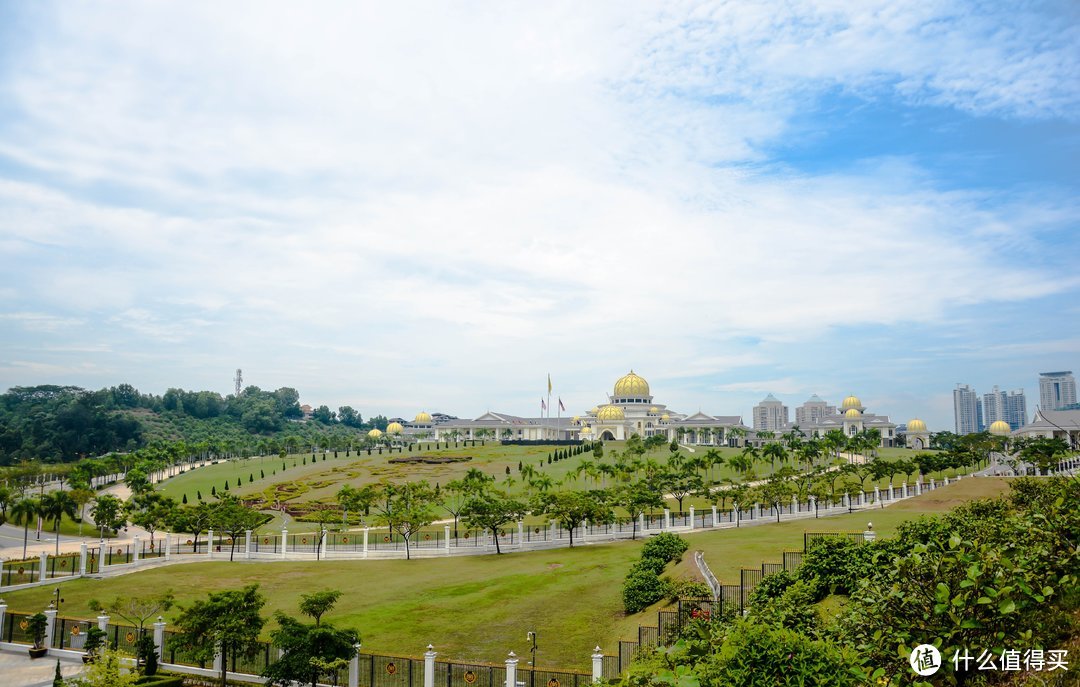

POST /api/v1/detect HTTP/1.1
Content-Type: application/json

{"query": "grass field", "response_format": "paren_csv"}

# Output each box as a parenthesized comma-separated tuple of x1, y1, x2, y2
(5, 476, 1011, 667)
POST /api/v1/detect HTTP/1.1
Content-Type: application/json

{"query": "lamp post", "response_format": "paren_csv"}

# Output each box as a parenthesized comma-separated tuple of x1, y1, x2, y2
(52, 587, 64, 611)
(527, 631, 538, 687)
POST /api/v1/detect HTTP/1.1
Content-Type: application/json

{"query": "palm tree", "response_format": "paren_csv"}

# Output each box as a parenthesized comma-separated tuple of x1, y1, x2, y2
(41, 491, 78, 556)
(10, 497, 41, 559)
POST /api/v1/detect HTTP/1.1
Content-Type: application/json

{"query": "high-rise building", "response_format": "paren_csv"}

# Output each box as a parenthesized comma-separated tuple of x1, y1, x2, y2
(1039, 371, 1077, 411)
(954, 383, 981, 435)
(983, 386, 1005, 426)
(795, 394, 835, 426)
(985, 385, 1028, 430)
(753, 393, 789, 431)
(1003, 390, 1027, 430)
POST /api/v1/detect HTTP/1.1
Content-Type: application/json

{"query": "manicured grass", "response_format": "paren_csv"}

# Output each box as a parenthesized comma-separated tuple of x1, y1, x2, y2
(4, 476, 1008, 667)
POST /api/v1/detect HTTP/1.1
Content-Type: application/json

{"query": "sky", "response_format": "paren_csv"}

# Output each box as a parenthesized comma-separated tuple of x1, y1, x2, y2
(0, 1, 1078, 431)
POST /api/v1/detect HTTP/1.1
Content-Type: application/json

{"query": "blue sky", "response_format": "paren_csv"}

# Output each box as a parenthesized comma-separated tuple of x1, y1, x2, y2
(0, 1, 1077, 431)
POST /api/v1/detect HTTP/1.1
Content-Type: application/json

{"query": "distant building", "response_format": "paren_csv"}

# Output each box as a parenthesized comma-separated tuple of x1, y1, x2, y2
(1039, 371, 1077, 411)
(753, 394, 789, 431)
(795, 394, 835, 426)
(953, 384, 981, 435)
(1013, 408, 1080, 448)
(983, 387, 1028, 431)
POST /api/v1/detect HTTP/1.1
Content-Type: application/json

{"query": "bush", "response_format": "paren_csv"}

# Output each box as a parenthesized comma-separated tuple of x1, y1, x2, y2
(623, 568, 669, 613)
(747, 579, 820, 634)
(747, 569, 796, 608)
(667, 578, 713, 602)
(134, 675, 184, 687)
(640, 532, 689, 564)
(629, 556, 667, 577)
(796, 537, 871, 600)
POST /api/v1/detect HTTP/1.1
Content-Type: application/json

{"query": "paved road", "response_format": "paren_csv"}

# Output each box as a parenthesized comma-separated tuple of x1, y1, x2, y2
(0, 649, 85, 687)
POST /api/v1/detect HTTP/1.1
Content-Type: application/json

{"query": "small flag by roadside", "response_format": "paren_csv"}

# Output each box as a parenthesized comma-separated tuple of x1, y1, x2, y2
(558, 397, 565, 412)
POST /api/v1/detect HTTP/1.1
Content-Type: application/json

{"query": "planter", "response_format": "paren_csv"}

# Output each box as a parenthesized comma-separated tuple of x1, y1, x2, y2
(28, 646, 48, 659)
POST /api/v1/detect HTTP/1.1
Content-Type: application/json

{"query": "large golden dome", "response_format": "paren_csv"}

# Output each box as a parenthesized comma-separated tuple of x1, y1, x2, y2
(386, 422, 404, 434)
(580, 425, 593, 435)
(614, 370, 650, 397)
(596, 405, 626, 422)
(841, 395, 862, 410)
(989, 420, 1011, 436)
(907, 418, 927, 432)
(414, 412, 432, 424)
(844, 408, 862, 419)
(367, 428, 383, 439)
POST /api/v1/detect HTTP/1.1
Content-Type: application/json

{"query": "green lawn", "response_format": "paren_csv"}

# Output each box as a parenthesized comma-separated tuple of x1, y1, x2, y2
(4, 476, 1009, 668)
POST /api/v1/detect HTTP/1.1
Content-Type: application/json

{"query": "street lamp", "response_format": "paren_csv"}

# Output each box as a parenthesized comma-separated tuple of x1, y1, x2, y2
(52, 587, 64, 611)
(527, 631, 538, 687)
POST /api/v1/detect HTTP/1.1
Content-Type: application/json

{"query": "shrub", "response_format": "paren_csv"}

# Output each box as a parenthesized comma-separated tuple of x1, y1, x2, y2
(630, 556, 667, 576)
(796, 537, 870, 600)
(667, 578, 713, 602)
(623, 568, 669, 613)
(747, 579, 820, 634)
(640, 532, 689, 564)
(747, 569, 796, 608)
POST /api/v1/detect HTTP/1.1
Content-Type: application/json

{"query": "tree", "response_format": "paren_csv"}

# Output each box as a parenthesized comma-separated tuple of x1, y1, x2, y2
(90, 495, 125, 539)
(441, 475, 491, 537)
(616, 480, 664, 540)
(264, 591, 359, 687)
(89, 592, 174, 669)
(171, 585, 266, 687)
(535, 490, 613, 547)
(759, 469, 796, 522)
(127, 492, 176, 547)
(371, 482, 437, 560)
(124, 467, 152, 496)
(167, 502, 214, 553)
(40, 490, 78, 556)
(337, 484, 378, 524)
(72, 649, 138, 687)
(11, 497, 41, 559)
(460, 493, 527, 554)
(662, 461, 704, 512)
(211, 496, 262, 561)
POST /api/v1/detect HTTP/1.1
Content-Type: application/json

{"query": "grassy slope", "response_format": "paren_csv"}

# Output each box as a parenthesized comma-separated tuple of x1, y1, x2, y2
(5, 477, 1010, 667)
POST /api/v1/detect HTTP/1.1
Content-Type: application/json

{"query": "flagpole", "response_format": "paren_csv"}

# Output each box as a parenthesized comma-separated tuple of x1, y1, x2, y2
(547, 373, 552, 441)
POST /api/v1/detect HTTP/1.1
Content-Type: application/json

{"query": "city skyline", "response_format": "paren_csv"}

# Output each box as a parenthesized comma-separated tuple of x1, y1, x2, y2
(1, 2, 1077, 434)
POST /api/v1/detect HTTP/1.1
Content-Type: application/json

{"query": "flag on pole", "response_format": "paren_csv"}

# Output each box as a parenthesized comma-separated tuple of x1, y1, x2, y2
(541, 399, 547, 412)
(547, 374, 552, 394)
(558, 397, 565, 412)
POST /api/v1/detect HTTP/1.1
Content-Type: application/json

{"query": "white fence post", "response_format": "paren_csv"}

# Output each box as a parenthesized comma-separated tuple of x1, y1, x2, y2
(349, 643, 361, 687)
(281, 529, 288, 557)
(518, 521, 525, 547)
(245, 530, 252, 559)
(424, 645, 436, 687)
(207, 529, 214, 558)
(44, 607, 57, 650)
(444, 525, 451, 554)
(153, 617, 166, 662)
(39, 552, 47, 582)
(0, 602, 6, 639)
(163, 533, 171, 561)
(688, 506, 695, 529)
(97, 614, 109, 632)
(79, 543, 88, 576)
(133, 535, 141, 562)
(363, 527, 369, 558)
(663, 509, 671, 530)
(592, 646, 604, 683)
(711, 505, 718, 527)
(505, 652, 518, 687)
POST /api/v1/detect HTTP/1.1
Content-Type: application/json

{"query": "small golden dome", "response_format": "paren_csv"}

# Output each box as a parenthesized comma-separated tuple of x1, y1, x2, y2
(589, 407, 599, 415)
(386, 422, 404, 434)
(844, 408, 862, 418)
(649, 406, 659, 413)
(367, 428, 383, 438)
(841, 395, 862, 410)
(907, 418, 927, 432)
(571, 416, 579, 424)
(989, 420, 1011, 436)
(661, 413, 670, 422)
(596, 405, 626, 421)
(614, 370, 650, 397)
(414, 412, 432, 424)
(580, 425, 592, 435)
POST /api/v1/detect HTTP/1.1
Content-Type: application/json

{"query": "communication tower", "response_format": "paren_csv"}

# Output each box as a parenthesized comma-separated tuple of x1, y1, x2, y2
(235, 369, 243, 396)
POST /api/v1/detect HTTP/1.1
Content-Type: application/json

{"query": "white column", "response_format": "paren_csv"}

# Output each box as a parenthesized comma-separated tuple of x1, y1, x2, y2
(791, 495, 798, 513)
(0, 602, 6, 639)
(319, 530, 327, 559)
(943, 476, 949, 486)
(888, 484, 894, 500)
(841, 493, 849, 508)
(809, 495, 816, 515)
(505, 652, 518, 687)
(207, 529, 214, 558)
(244, 530, 252, 559)
(153, 617, 166, 662)
(663, 509, 671, 530)
(79, 543, 88, 576)
(753, 503, 761, 519)
(444, 525, 451, 554)
(39, 552, 47, 582)
(873, 486, 880, 503)
(362, 528, 369, 558)
(592, 646, 604, 683)
(915, 480, 922, 496)
(133, 535, 141, 562)
(688, 506, 695, 529)
(424, 645, 437, 687)
(163, 533, 171, 561)
(638, 513, 645, 532)
(930, 477, 936, 490)
(902, 482, 908, 498)
(281, 529, 288, 557)
(44, 607, 57, 649)
(349, 643, 361, 687)
(551, 520, 558, 540)
(213, 645, 223, 674)
(710, 505, 718, 528)
(96, 614, 109, 632)
(518, 521, 525, 547)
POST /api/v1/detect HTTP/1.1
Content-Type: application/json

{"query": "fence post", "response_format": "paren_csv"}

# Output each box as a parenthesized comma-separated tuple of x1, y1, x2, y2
(79, 543, 88, 576)
(319, 530, 327, 559)
(213, 644, 222, 674)
(902, 482, 908, 498)
(873, 486, 880, 504)
(424, 644, 436, 687)
(518, 521, 525, 547)
(153, 617, 166, 662)
(841, 493, 848, 508)
(349, 643, 360, 687)
(663, 509, 671, 530)
(44, 607, 57, 650)
(133, 535, 141, 562)
(791, 495, 798, 514)
(97, 614, 109, 632)
(888, 483, 894, 500)
(863, 522, 876, 542)
(688, 506, 695, 529)
(362, 527, 369, 558)
(0, 601, 7, 637)
(281, 529, 288, 557)
(915, 480, 922, 496)
(39, 552, 48, 582)
(207, 529, 214, 559)
(163, 533, 171, 561)
(245, 530, 252, 560)
(505, 651, 518, 687)
(444, 525, 451, 555)
(710, 505, 718, 527)
(592, 646, 603, 683)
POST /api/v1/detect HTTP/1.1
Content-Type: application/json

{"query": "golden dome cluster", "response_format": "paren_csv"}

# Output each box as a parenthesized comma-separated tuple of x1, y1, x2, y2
(597, 405, 626, 421)
(386, 422, 404, 434)
(989, 420, 1011, 436)
(907, 418, 927, 432)
(367, 428, 383, 439)
(414, 412, 432, 424)
(614, 370, 650, 397)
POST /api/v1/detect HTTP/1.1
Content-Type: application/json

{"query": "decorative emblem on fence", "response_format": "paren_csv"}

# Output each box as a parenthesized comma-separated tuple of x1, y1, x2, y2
(71, 625, 81, 636)
(547, 679, 560, 687)
(464, 671, 477, 683)
(60, 558, 68, 567)
(263, 537, 270, 544)
(115, 548, 123, 555)
(186, 540, 193, 545)
(17, 567, 25, 575)
(301, 537, 308, 544)
(19, 619, 28, 630)
(386, 662, 397, 675)
(383, 536, 390, 542)
(424, 534, 431, 540)
(126, 631, 136, 643)
(341, 536, 348, 543)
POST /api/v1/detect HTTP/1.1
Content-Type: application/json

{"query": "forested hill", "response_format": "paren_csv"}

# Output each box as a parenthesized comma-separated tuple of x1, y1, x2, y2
(0, 383, 387, 466)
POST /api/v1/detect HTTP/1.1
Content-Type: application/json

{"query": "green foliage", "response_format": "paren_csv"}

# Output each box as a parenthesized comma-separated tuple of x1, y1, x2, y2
(796, 537, 871, 600)
(265, 590, 359, 687)
(623, 567, 670, 613)
(641, 532, 689, 564)
(68, 649, 138, 687)
(630, 556, 667, 577)
(170, 584, 266, 687)
(747, 579, 820, 634)
(136, 634, 158, 676)
(667, 579, 713, 603)
(746, 569, 795, 608)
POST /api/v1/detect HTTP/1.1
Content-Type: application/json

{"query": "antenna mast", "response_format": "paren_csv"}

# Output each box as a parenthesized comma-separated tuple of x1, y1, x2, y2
(235, 369, 243, 396)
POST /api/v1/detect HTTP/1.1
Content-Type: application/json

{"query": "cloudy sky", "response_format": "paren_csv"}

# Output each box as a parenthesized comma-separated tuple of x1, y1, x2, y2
(1, 1, 1077, 430)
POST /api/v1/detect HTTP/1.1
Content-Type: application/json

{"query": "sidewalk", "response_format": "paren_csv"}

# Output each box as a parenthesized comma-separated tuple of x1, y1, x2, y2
(0, 649, 84, 687)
